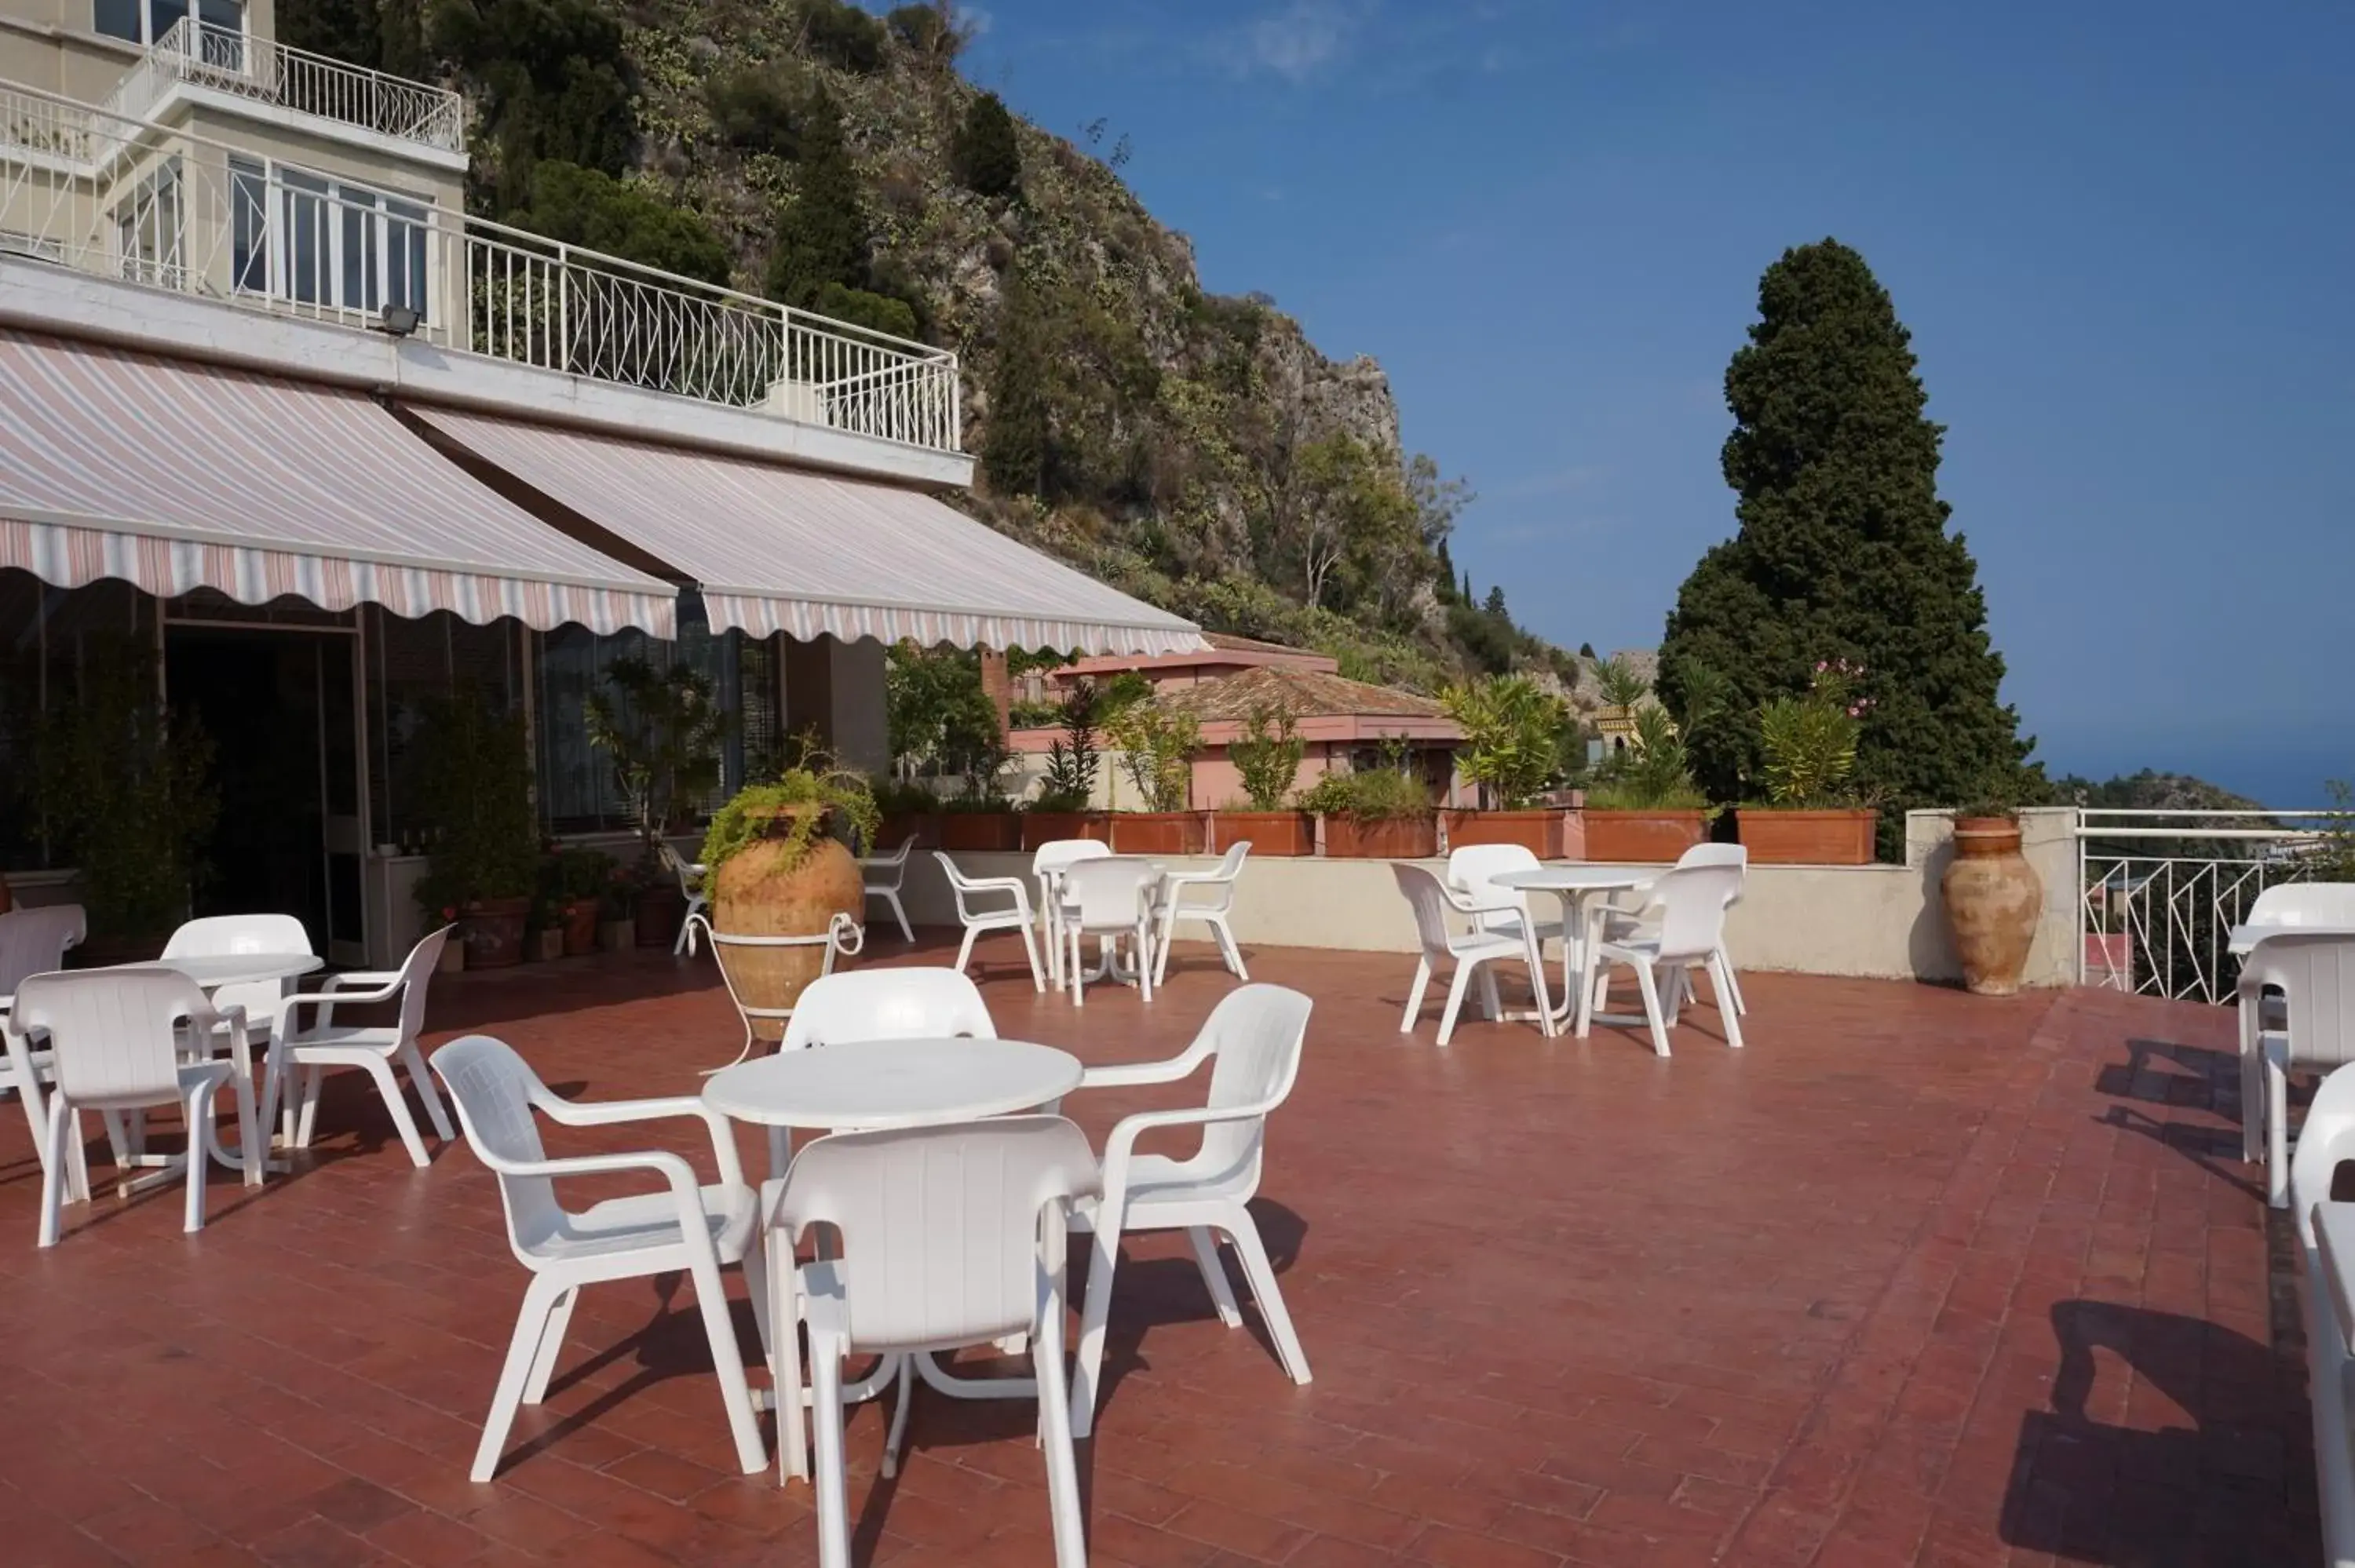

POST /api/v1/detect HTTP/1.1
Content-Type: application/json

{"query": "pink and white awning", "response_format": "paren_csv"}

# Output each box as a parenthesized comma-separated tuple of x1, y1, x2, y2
(411, 407, 1207, 655)
(0, 331, 674, 636)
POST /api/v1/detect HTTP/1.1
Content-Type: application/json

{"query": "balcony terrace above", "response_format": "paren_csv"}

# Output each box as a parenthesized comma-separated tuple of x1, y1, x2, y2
(101, 17, 465, 157)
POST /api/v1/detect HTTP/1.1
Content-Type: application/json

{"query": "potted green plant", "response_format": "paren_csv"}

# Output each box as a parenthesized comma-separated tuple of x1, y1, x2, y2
(871, 775, 943, 849)
(1106, 698, 1206, 854)
(1583, 705, 1711, 862)
(410, 691, 540, 968)
(33, 639, 218, 962)
(1302, 741, 1440, 858)
(1214, 702, 1314, 855)
(584, 655, 729, 950)
(1737, 659, 1879, 865)
(1022, 680, 1110, 849)
(597, 865, 638, 952)
(546, 847, 614, 954)
(1440, 674, 1571, 857)
(527, 891, 566, 962)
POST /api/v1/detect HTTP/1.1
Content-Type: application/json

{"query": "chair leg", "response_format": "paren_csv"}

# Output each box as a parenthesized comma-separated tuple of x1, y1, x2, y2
(1070, 1218, 1123, 1439)
(37, 1096, 71, 1249)
(401, 1041, 455, 1143)
(523, 1286, 578, 1405)
(1153, 912, 1177, 987)
(1017, 920, 1046, 993)
(362, 1057, 433, 1168)
(1478, 967, 1503, 1021)
(1068, 929, 1084, 1008)
(810, 1332, 853, 1567)
(1225, 1210, 1311, 1386)
(1633, 961, 1672, 1057)
(182, 1081, 214, 1234)
(294, 1066, 323, 1149)
(1032, 1283, 1087, 1568)
(1718, 944, 1748, 1015)
(885, 890, 914, 944)
(953, 923, 980, 976)
(473, 1274, 565, 1482)
(1711, 954, 1745, 1049)
(1214, 917, 1248, 981)
(2268, 1037, 2292, 1210)
(1188, 1226, 1243, 1327)
(686, 1251, 769, 1475)
(882, 1358, 915, 1479)
(1437, 964, 1475, 1046)
(1137, 918, 1154, 1003)
(1400, 957, 1432, 1034)
(1523, 936, 1556, 1038)
(2242, 1018, 2266, 1164)
(773, 1247, 809, 1485)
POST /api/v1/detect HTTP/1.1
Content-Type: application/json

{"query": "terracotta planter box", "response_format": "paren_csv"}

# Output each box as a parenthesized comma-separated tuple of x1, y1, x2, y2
(1582, 810, 1709, 863)
(939, 812, 1021, 852)
(878, 811, 940, 850)
(1737, 808, 1878, 865)
(1442, 809, 1568, 859)
(1320, 815, 1439, 859)
(1210, 811, 1316, 857)
(634, 885, 685, 949)
(1111, 811, 1207, 855)
(1020, 811, 1111, 851)
(559, 898, 600, 957)
(460, 896, 531, 968)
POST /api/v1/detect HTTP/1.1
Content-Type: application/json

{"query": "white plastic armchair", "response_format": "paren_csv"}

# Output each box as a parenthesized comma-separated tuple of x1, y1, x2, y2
(1061, 857, 1161, 1006)
(1393, 862, 1554, 1045)
(260, 924, 455, 1168)
(932, 851, 1045, 989)
(659, 843, 710, 956)
(2238, 930, 2355, 1208)
(686, 911, 864, 1068)
(2290, 1065, 2355, 1565)
(1446, 844, 1565, 948)
(13, 967, 250, 1245)
(2241, 882, 2355, 1037)
(860, 838, 916, 943)
(1153, 842, 1251, 986)
(163, 913, 313, 1046)
(780, 968, 996, 1052)
(769, 1116, 1096, 1566)
(429, 1033, 769, 1481)
(1596, 843, 1747, 1016)
(1033, 839, 1114, 986)
(1592, 862, 1746, 1056)
(1066, 983, 1313, 1439)
(0, 903, 86, 1152)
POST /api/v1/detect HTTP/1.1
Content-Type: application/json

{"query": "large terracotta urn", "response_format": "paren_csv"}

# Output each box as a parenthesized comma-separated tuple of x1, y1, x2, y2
(1942, 816, 2042, 996)
(709, 808, 865, 1042)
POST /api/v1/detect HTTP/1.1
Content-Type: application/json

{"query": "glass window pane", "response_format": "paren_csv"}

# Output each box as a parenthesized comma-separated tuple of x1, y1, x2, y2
(147, 0, 187, 46)
(92, 0, 141, 42)
(230, 159, 265, 294)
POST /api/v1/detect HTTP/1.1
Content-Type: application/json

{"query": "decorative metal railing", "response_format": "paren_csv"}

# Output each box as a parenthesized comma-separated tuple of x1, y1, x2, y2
(0, 83, 962, 453)
(102, 18, 466, 154)
(2076, 807, 2354, 1004)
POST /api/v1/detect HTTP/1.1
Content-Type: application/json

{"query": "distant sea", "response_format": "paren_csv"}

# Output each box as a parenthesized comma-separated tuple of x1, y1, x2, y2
(2043, 741, 2351, 811)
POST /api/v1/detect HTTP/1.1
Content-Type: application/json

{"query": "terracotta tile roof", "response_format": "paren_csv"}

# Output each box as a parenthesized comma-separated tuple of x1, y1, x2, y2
(1153, 663, 1448, 723)
(1202, 631, 1310, 656)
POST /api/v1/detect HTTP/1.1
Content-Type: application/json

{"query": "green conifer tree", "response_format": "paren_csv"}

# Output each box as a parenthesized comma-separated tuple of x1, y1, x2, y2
(951, 91, 1022, 199)
(765, 89, 868, 308)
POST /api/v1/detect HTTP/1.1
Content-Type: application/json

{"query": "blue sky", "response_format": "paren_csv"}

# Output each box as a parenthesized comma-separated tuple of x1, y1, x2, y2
(958, 1, 2354, 805)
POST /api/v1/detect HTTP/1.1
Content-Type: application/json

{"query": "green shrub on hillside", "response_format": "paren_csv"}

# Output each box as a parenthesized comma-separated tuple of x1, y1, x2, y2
(706, 67, 800, 159)
(796, 0, 886, 73)
(508, 162, 732, 285)
(951, 92, 1022, 199)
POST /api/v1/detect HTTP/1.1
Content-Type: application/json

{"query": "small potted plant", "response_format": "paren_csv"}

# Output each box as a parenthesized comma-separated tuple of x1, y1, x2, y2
(550, 848, 613, 955)
(1302, 742, 1440, 858)
(1736, 660, 1879, 865)
(527, 892, 566, 962)
(410, 692, 539, 968)
(1106, 699, 1206, 854)
(1214, 702, 1314, 855)
(1440, 674, 1571, 857)
(1021, 681, 1111, 850)
(1583, 705, 1711, 862)
(871, 775, 943, 849)
(584, 655, 728, 953)
(597, 868, 638, 952)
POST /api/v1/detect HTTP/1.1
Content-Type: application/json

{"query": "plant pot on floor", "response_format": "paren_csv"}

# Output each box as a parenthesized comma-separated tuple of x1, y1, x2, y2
(1737, 808, 1879, 866)
(710, 804, 865, 1046)
(1581, 810, 1709, 863)
(635, 884, 685, 949)
(1020, 811, 1111, 851)
(1110, 811, 1207, 855)
(560, 898, 600, 957)
(599, 917, 637, 952)
(1210, 811, 1316, 856)
(437, 939, 466, 975)
(939, 812, 1021, 852)
(460, 896, 531, 969)
(530, 927, 564, 963)
(1321, 815, 1439, 859)
(1942, 817, 2042, 996)
(1440, 809, 1568, 859)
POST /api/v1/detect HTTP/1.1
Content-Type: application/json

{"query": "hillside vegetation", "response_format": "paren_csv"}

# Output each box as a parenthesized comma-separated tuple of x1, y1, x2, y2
(286, 0, 1571, 691)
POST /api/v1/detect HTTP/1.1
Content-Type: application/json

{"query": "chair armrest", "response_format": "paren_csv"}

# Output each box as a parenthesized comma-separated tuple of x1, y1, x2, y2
(323, 970, 402, 990)
(1076, 1039, 1211, 1091)
(1098, 1102, 1275, 1209)
(533, 1093, 747, 1188)
(482, 1147, 708, 1217)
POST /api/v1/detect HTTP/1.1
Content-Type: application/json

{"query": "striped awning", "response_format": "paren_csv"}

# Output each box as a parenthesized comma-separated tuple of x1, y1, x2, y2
(411, 407, 1207, 655)
(0, 331, 675, 636)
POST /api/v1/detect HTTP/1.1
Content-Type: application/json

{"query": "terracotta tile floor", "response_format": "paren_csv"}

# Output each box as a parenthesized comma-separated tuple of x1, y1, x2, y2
(0, 934, 2317, 1566)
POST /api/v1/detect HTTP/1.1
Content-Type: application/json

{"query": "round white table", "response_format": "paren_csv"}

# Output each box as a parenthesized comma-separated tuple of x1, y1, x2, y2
(1493, 866, 1657, 1036)
(703, 1036, 1085, 1484)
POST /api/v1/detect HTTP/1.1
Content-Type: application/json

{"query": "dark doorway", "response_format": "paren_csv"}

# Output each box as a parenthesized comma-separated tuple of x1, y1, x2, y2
(165, 627, 364, 960)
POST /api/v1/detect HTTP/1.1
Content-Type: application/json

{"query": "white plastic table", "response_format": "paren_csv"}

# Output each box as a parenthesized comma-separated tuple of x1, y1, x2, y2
(1493, 866, 1657, 1037)
(703, 1035, 1085, 1484)
(2229, 923, 2355, 957)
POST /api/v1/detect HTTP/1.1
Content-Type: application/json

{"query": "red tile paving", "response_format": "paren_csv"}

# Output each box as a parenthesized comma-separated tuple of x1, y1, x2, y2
(0, 934, 2317, 1566)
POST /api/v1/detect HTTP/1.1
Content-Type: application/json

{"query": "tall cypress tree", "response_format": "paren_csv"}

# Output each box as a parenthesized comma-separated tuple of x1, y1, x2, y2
(1658, 239, 2030, 818)
(765, 89, 868, 309)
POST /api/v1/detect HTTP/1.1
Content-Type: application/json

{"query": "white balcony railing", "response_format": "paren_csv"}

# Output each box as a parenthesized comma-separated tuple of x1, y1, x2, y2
(102, 18, 466, 155)
(2076, 807, 2355, 1003)
(0, 83, 963, 454)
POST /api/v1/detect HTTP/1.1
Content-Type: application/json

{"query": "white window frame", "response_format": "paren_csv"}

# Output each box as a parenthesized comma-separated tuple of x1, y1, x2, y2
(93, 0, 247, 49)
(228, 156, 434, 325)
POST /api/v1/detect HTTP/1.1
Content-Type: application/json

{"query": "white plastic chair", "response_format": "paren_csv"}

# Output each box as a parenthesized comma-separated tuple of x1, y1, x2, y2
(932, 852, 1045, 990)
(0, 903, 86, 1150)
(686, 912, 863, 1068)
(860, 839, 916, 943)
(429, 1034, 769, 1481)
(1590, 862, 1746, 1056)
(1060, 858, 1159, 1007)
(1446, 843, 1566, 947)
(1152, 843, 1251, 986)
(2241, 882, 2355, 1038)
(659, 843, 710, 957)
(260, 925, 455, 1169)
(1596, 842, 1747, 1017)
(2289, 1065, 2355, 1565)
(13, 967, 250, 1246)
(2238, 930, 2355, 1208)
(163, 913, 313, 1045)
(769, 1116, 1095, 1566)
(1033, 839, 1114, 987)
(1392, 863, 1555, 1046)
(1068, 983, 1313, 1439)
(780, 968, 996, 1052)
